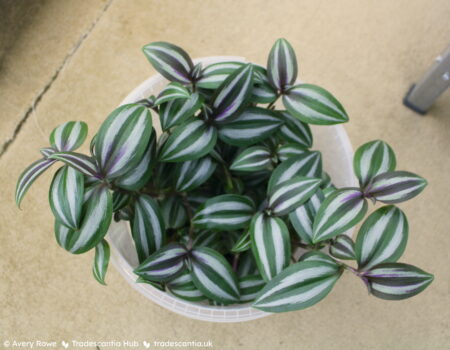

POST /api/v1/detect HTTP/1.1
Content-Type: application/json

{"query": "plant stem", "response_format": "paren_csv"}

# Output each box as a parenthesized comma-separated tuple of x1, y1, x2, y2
(232, 253, 240, 272)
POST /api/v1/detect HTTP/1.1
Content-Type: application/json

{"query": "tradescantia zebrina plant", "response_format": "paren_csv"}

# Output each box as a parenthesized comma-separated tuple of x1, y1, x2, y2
(16, 39, 433, 312)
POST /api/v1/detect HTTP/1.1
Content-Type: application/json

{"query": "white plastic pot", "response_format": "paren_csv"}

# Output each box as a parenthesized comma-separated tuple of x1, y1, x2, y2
(107, 56, 357, 323)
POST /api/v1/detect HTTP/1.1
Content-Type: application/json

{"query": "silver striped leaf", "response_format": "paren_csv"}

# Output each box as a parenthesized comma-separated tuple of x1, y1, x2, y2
(160, 196, 188, 229)
(353, 140, 396, 188)
(268, 176, 322, 217)
(167, 270, 205, 302)
(174, 156, 217, 192)
(40, 147, 56, 159)
(312, 188, 368, 244)
(277, 143, 308, 162)
(230, 146, 272, 172)
(134, 243, 188, 282)
(289, 189, 325, 245)
(231, 231, 251, 253)
(250, 212, 291, 281)
(321, 171, 334, 189)
(279, 111, 313, 148)
(154, 82, 190, 106)
(239, 275, 266, 303)
(329, 235, 356, 260)
(217, 107, 283, 147)
(196, 61, 244, 89)
(322, 187, 336, 198)
(253, 260, 342, 312)
(190, 246, 240, 304)
(267, 151, 322, 192)
(132, 194, 166, 263)
(136, 277, 165, 291)
(49, 121, 88, 152)
(49, 152, 99, 177)
(112, 191, 131, 212)
(267, 38, 298, 91)
(159, 92, 202, 130)
(94, 104, 152, 178)
(15, 158, 56, 207)
(92, 239, 110, 285)
(68, 184, 113, 254)
(365, 171, 427, 204)
(298, 250, 339, 266)
(159, 119, 217, 162)
(355, 205, 408, 270)
(49, 166, 84, 229)
(54, 221, 75, 251)
(364, 263, 433, 300)
(283, 84, 349, 125)
(142, 41, 194, 84)
(210, 63, 254, 123)
(192, 230, 221, 250)
(193, 194, 255, 231)
(251, 81, 278, 104)
(190, 62, 203, 81)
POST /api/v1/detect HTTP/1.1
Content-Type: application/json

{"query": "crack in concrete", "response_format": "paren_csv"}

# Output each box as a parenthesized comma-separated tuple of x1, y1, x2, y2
(0, 0, 114, 157)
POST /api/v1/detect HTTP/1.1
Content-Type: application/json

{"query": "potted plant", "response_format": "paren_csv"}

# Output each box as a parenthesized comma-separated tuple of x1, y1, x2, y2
(15, 39, 433, 321)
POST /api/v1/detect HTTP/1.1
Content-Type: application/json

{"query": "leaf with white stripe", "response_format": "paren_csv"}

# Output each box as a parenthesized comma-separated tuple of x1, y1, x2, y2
(112, 191, 131, 212)
(364, 263, 433, 300)
(217, 107, 283, 147)
(196, 61, 244, 89)
(231, 230, 251, 253)
(312, 188, 368, 243)
(167, 270, 205, 302)
(132, 194, 166, 263)
(49, 152, 99, 177)
(159, 92, 203, 130)
(15, 158, 56, 207)
(251, 80, 278, 104)
(49, 121, 88, 152)
(68, 184, 113, 254)
(239, 275, 266, 303)
(365, 171, 427, 204)
(355, 205, 408, 270)
(160, 196, 188, 229)
(253, 260, 342, 312)
(277, 143, 308, 162)
(154, 82, 190, 106)
(134, 243, 188, 282)
(142, 41, 194, 84)
(94, 104, 152, 178)
(190, 246, 240, 304)
(283, 84, 349, 125)
(92, 239, 110, 285)
(54, 221, 75, 251)
(210, 63, 254, 123)
(329, 235, 356, 260)
(49, 166, 84, 229)
(230, 146, 272, 172)
(267, 38, 298, 91)
(279, 111, 313, 148)
(237, 251, 259, 277)
(174, 156, 216, 192)
(268, 151, 322, 192)
(299, 251, 339, 266)
(269, 176, 322, 216)
(193, 194, 255, 231)
(159, 118, 217, 162)
(289, 189, 325, 245)
(354, 140, 396, 188)
(250, 212, 291, 281)
(40, 147, 56, 159)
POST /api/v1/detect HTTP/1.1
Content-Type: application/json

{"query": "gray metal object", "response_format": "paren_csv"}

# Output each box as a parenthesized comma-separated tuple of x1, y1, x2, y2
(404, 45, 450, 114)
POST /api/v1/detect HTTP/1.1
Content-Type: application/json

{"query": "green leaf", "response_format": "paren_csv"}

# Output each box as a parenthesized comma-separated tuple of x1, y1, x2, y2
(134, 243, 188, 282)
(92, 239, 110, 285)
(283, 84, 349, 125)
(49, 166, 84, 229)
(268, 151, 322, 192)
(54, 221, 75, 251)
(231, 230, 251, 253)
(132, 194, 166, 263)
(174, 156, 216, 192)
(230, 146, 272, 172)
(40, 147, 56, 159)
(49, 121, 88, 152)
(217, 107, 283, 147)
(329, 235, 356, 260)
(15, 158, 56, 207)
(159, 119, 217, 162)
(112, 191, 131, 212)
(279, 111, 313, 148)
(190, 246, 240, 304)
(355, 205, 408, 270)
(193, 194, 255, 231)
(253, 260, 342, 312)
(159, 92, 202, 130)
(211, 63, 254, 123)
(251, 81, 278, 104)
(364, 263, 433, 300)
(312, 188, 368, 243)
(154, 82, 190, 105)
(239, 275, 266, 303)
(267, 38, 298, 91)
(237, 251, 259, 277)
(299, 250, 339, 265)
(269, 176, 322, 216)
(167, 270, 205, 302)
(49, 152, 99, 177)
(136, 277, 165, 291)
(353, 140, 396, 188)
(94, 104, 152, 178)
(142, 41, 194, 84)
(160, 196, 188, 229)
(250, 213, 291, 281)
(365, 171, 427, 204)
(196, 61, 244, 89)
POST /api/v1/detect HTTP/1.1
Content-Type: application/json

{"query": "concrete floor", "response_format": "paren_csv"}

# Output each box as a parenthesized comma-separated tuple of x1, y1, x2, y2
(1, 0, 449, 349)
